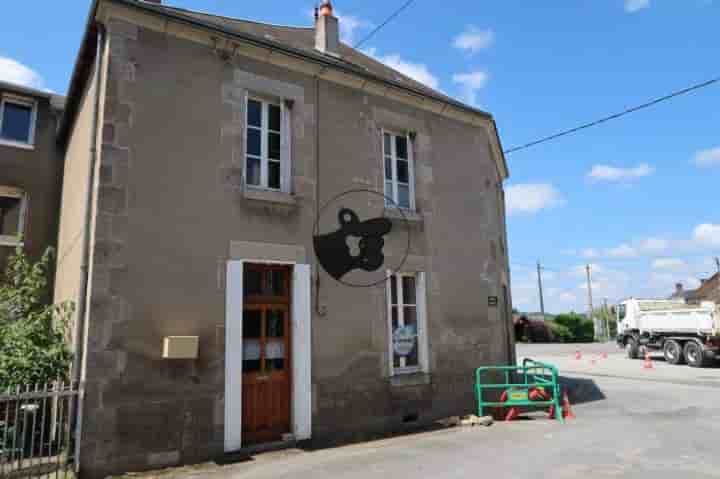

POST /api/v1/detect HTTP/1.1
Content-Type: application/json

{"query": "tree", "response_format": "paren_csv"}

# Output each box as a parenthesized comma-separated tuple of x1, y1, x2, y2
(0, 246, 73, 388)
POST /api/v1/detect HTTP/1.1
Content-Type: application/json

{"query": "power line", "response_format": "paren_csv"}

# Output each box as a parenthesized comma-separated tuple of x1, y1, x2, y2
(504, 76, 720, 155)
(354, 0, 418, 49)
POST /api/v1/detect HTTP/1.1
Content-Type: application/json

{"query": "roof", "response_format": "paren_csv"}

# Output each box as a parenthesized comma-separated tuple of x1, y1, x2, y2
(0, 80, 65, 109)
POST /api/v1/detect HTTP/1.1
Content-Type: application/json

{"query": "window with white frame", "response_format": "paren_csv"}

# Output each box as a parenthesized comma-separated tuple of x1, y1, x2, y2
(0, 95, 37, 147)
(387, 272, 427, 374)
(0, 187, 26, 246)
(245, 97, 290, 191)
(383, 131, 414, 210)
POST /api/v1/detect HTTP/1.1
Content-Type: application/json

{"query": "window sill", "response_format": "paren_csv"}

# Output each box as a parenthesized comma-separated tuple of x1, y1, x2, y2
(0, 237, 23, 248)
(389, 371, 431, 388)
(384, 208, 422, 222)
(243, 187, 297, 206)
(0, 139, 35, 151)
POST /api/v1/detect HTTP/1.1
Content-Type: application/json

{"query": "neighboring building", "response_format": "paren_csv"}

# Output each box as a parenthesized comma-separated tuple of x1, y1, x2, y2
(54, 1, 512, 477)
(672, 276, 720, 305)
(670, 282, 697, 301)
(0, 80, 65, 275)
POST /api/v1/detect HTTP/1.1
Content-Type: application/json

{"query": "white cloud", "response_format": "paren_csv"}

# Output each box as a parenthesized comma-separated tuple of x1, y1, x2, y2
(453, 27, 494, 54)
(452, 71, 489, 106)
(607, 244, 638, 258)
(693, 224, 720, 247)
(625, 0, 650, 12)
(581, 249, 599, 259)
(335, 11, 372, 45)
(652, 258, 687, 270)
(0, 56, 45, 90)
(363, 48, 440, 90)
(505, 183, 564, 216)
(587, 163, 655, 182)
(693, 147, 720, 168)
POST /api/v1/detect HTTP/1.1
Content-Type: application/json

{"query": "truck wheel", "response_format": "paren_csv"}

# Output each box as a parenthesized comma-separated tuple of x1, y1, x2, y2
(663, 340, 684, 365)
(626, 337, 639, 359)
(683, 341, 708, 368)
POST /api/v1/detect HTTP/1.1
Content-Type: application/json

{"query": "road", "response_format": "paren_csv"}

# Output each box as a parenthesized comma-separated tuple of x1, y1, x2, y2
(123, 343, 720, 479)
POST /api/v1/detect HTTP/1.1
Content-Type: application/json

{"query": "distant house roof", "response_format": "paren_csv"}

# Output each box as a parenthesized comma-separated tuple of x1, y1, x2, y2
(0, 80, 65, 110)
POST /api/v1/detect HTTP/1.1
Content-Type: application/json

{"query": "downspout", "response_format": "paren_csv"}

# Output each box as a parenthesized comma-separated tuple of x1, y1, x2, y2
(73, 23, 107, 472)
(314, 74, 325, 316)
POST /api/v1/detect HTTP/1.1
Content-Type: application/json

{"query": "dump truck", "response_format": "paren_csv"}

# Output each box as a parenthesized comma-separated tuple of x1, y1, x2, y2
(616, 298, 719, 367)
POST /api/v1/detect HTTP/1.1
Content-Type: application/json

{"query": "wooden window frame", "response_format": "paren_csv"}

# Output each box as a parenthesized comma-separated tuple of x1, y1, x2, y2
(382, 130, 415, 211)
(386, 272, 427, 376)
(0, 94, 37, 150)
(244, 95, 290, 192)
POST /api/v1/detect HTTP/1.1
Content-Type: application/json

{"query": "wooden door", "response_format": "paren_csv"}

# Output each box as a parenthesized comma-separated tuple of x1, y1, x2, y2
(242, 264, 292, 445)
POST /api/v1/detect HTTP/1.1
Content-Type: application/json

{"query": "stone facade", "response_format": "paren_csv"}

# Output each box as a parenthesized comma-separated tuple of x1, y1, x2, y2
(55, 2, 514, 478)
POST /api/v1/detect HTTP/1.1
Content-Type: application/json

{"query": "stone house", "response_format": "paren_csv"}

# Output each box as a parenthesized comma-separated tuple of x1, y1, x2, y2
(0, 81, 65, 274)
(674, 274, 720, 305)
(54, 0, 513, 477)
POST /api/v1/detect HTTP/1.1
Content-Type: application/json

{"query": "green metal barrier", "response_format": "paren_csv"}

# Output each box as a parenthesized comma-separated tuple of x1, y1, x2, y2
(475, 358, 564, 423)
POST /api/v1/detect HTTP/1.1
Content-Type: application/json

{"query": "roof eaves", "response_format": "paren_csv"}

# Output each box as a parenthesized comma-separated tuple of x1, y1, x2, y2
(0, 80, 65, 107)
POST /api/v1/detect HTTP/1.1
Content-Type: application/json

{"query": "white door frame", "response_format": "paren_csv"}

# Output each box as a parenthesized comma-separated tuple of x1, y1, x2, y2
(224, 260, 312, 452)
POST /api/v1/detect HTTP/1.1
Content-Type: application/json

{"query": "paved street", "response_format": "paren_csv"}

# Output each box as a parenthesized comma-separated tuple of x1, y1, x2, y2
(125, 343, 720, 479)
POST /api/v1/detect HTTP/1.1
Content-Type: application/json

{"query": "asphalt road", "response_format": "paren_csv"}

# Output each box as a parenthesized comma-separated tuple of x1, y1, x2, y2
(126, 343, 720, 479)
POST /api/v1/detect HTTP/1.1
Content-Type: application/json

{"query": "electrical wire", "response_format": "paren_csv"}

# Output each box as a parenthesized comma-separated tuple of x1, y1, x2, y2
(354, 0, 418, 49)
(504, 76, 720, 155)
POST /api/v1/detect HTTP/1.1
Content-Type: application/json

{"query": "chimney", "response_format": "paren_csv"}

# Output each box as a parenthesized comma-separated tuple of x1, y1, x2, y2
(675, 283, 684, 295)
(315, 1, 340, 56)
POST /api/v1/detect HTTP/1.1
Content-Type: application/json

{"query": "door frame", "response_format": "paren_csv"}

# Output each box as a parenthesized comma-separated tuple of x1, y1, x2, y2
(225, 260, 312, 452)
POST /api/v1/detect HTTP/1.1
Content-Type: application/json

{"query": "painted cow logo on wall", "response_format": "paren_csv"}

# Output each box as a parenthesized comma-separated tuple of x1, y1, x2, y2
(313, 189, 410, 288)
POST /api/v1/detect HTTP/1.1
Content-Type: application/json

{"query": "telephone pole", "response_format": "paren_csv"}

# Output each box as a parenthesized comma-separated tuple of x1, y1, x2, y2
(603, 298, 610, 341)
(715, 257, 720, 274)
(586, 264, 598, 340)
(536, 261, 546, 318)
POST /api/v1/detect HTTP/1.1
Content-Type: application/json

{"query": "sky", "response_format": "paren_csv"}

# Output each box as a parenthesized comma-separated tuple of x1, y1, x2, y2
(1, 0, 719, 314)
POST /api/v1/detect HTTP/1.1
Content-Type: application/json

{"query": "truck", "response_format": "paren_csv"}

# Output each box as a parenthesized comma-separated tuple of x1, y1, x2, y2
(615, 298, 720, 367)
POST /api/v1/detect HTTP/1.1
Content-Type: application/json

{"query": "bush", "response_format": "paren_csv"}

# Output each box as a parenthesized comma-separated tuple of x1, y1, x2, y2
(547, 321, 573, 343)
(553, 313, 595, 343)
(0, 246, 73, 388)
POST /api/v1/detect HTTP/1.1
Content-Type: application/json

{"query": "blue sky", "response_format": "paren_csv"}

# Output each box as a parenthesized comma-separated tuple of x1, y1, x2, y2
(1, 0, 719, 313)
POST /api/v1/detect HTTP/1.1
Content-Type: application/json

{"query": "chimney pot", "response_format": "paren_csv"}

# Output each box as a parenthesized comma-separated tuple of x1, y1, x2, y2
(676, 283, 684, 294)
(319, 0, 334, 17)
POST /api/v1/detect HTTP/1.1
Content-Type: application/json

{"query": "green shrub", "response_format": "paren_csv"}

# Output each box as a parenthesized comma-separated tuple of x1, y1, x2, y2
(547, 321, 573, 343)
(0, 246, 73, 388)
(553, 313, 595, 343)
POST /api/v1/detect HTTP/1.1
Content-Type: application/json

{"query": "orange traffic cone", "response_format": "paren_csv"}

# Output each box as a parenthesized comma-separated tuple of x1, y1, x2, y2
(548, 404, 556, 419)
(562, 391, 576, 419)
(601, 352, 608, 359)
(575, 350, 582, 360)
(590, 358, 597, 366)
(643, 352, 654, 369)
(529, 387, 549, 401)
(505, 407, 520, 421)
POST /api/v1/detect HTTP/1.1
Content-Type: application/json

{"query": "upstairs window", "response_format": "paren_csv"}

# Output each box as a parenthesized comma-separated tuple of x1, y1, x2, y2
(0, 187, 26, 246)
(383, 131, 415, 210)
(0, 95, 37, 147)
(245, 97, 290, 192)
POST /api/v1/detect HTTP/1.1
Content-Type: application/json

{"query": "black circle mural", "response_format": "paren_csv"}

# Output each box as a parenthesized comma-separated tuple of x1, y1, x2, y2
(313, 189, 410, 288)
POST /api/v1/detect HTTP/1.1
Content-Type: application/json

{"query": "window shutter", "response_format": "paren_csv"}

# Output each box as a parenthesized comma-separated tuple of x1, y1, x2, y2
(407, 133, 416, 211)
(225, 261, 244, 451)
(280, 100, 292, 193)
(292, 264, 312, 440)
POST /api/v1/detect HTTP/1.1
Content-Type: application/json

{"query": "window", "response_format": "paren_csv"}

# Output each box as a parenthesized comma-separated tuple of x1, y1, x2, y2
(618, 304, 626, 321)
(245, 97, 289, 191)
(383, 131, 415, 210)
(0, 95, 37, 147)
(0, 188, 26, 246)
(387, 272, 427, 375)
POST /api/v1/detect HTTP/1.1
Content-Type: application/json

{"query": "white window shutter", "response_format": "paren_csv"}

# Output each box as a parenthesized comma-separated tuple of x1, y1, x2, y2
(225, 261, 244, 452)
(386, 270, 394, 377)
(407, 133, 416, 211)
(292, 264, 312, 440)
(280, 100, 292, 193)
(417, 272, 430, 373)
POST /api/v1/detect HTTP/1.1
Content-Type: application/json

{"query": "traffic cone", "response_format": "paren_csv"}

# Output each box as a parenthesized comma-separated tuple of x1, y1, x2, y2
(643, 352, 654, 369)
(601, 352, 608, 359)
(505, 407, 520, 421)
(529, 387, 549, 401)
(590, 358, 597, 366)
(575, 350, 582, 360)
(561, 391, 576, 419)
(548, 404, 556, 419)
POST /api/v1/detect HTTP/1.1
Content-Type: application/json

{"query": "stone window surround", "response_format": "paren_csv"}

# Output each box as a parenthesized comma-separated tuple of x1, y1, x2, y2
(387, 271, 429, 377)
(0, 186, 27, 247)
(0, 93, 38, 150)
(382, 129, 416, 212)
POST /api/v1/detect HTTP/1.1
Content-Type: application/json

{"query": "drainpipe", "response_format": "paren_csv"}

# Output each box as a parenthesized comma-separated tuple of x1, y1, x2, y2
(72, 23, 107, 473)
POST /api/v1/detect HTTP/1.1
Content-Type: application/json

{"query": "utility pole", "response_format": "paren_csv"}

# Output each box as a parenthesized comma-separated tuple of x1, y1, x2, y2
(715, 257, 720, 274)
(586, 264, 598, 340)
(536, 261, 546, 319)
(603, 298, 610, 341)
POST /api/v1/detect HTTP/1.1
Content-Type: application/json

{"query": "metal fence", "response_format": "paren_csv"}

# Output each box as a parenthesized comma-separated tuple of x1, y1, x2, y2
(0, 382, 78, 479)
